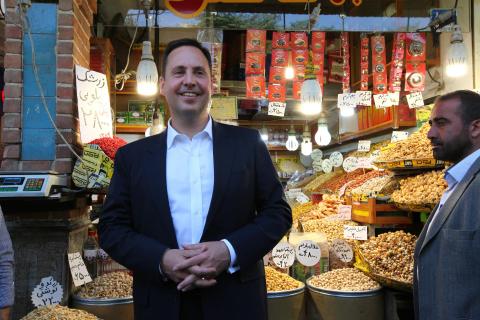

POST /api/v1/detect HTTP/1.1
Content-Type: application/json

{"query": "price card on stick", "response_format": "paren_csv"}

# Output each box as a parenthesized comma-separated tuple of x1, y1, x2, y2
(313, 159, 323, 173)
(342, 157, 358, 172)
(337, 205, 352, 220)
(338, 93, 357, 109)
(311, 149, 323, 161)
(271, 242, 295, 269)
(31, 276, 63, 307)
(67, 252, 92, 287)
(268, 102, 286, 117)
(391, 131, 410, 142)
(331, 239, 354, 263)
(406, 92, 424, 109)
(344, 225, 368, 241)
(373, 93, 392, 108)
(357, 157, 372, 169)
(356, 91, 372, 106)
(329, 151, 344, 167)
(295, 240, 321, 267)
(322, 158, 333, 173)
(389, 91, 400, 106)
(358, 140, 371, 152)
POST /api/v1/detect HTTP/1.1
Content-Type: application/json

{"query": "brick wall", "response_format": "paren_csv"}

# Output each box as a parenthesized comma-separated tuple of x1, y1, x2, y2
(1, 0, 96, 173)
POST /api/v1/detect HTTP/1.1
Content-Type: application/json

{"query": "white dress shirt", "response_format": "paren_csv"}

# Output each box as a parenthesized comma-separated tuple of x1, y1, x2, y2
(166, 117, 238, 272)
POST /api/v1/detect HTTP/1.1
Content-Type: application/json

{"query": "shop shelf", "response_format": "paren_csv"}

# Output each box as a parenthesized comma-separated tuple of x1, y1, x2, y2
(347, 197, 413, 225)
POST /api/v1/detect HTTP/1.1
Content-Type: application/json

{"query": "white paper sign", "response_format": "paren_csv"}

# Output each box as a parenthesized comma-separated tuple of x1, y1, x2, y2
(331, 239, 354, 263)
(296, 192, 310, 204)
(295, 240, 321, 267)
(67, 252, 93, 287)
(344, 225, 368, 241)
(322, 158, 333, 173)
(358, 140, 371, 152)
(357, 157, 372, 169)
(31, 276, 63, 307)
(356, 91, 372, 106)
(337, 205, 352, 220)
(389, 91, 400, 106)
(391, 131, 410, 143)
(371, 150, 381, 158)
(338, 93, 357, 109)
(313, 159, 323, 173)
(329, 152, 344, 167)
(343, 157, 358, 172)
(406, 92, 424, 109)
(272, 242, 295, 268)
(75, 65, 113, 144)
(268, 102, 286, 117)
(311, 149, 323, 161)
(373, 93, 392, 108)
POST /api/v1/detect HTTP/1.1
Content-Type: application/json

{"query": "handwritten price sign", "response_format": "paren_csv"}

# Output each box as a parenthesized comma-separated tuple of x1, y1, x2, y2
(358, 140, 371, 152)
(356, 91, 372, 106)
(271, 242, 295, 269)
(330, 151, 343, 167)
(373, 93, 392, 108)
(311, 149, 323, 161)
(342, 157, 358, 172)
(322, 158, 333, 173)
(406, 92, 424, 109)
(337, 205, 352, 220)
(391, 131, 410, 142)
(31, 276, 63, 307)
(389, 91, 400, 106)
(344, 225, 368, 241)
(67, 252, 92, 287)
(338, 93, 357, 109)
(332, 239, 354, 263)
(295, 240, 321, 267)
(268, 102, 286, 117)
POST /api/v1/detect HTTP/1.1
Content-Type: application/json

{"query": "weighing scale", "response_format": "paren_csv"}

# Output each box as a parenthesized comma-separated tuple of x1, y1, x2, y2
(0, 171, 69, 198)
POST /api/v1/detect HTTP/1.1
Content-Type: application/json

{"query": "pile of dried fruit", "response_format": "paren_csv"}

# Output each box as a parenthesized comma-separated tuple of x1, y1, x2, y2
(88, 136, 127, 160)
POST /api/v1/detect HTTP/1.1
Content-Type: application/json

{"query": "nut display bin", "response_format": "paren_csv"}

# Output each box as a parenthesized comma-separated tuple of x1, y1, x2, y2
(267, 283, 306, 320)
(72, 296, 133, 320)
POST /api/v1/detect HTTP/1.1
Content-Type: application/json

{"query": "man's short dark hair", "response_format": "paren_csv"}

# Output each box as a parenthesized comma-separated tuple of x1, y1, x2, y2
(161, 38, 212, 76)
(435, 90, 480, 124)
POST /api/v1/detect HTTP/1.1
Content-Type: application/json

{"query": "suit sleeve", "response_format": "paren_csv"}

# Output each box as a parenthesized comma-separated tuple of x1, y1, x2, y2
(98, 147, 168, 282)
(225, 132, 292, 268)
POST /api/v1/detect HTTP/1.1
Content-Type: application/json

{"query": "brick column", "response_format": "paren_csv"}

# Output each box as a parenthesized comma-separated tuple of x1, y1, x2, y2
(1, 0, 96, 174)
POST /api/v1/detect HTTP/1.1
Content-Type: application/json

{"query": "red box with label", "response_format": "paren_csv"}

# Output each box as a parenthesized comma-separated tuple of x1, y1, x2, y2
(272, 49, 289, 67)
(246, 29, 266, 52)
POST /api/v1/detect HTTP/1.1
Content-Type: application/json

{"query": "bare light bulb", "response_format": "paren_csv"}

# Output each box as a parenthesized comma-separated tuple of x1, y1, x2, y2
(300, 124, 312, 156)
(446, 25, 468, 78)
(136, 41, 159, 96)
(260, 126, 269, 142)
(300, 79, 323, 115)
(285, 66, 295, 80)
(285, 126, 299, 151)
(314, 120, 331, 146)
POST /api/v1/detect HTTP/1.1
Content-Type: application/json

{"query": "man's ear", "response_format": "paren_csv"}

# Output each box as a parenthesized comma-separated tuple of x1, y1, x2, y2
(159, 76, 165, 95)
(470, 119, 480, 139)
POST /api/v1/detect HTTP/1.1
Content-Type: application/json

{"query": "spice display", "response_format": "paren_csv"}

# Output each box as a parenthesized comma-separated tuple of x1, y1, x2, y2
(292, 202, 317, 223)
(77, 271, 132, 299)
(377, 123, 433, 161)
(309, 268, 380, 292)
(391, 169, 447, 206)
(351, 175, 397, 197)
(345, 170, 390, 193)
(302, 218, 358, 243)
(359, 231, 417, 283)
(303, 172, 342, 193)
(88, 136, 127, 160)
(21, 305, 99, 320)
(265, 266, 303, 292)
(298, 195, 343, 223)
(317, 169, 365, 193)
(347, 140, 390, 159)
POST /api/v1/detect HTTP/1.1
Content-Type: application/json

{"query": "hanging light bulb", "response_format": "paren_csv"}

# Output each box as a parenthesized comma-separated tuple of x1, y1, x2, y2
(314, 117, 331, 146)
(136, 41, 158, 96)
(300, 53, 323, 115)
(301, 124, 313, 156)
(285, 125, 299, 151)
(340, 106, 355, 117)
(285, 66, 295, 80)
(446, 25, 468, 78)
(260, 125, 269, 142)
(145, 108, 165, 137)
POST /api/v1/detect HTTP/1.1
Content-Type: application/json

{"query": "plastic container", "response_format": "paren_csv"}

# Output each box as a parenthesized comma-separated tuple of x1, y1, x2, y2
(71, 296, 133, 320)
(306, 279, 384, 320)
(267, 283, 306, 320)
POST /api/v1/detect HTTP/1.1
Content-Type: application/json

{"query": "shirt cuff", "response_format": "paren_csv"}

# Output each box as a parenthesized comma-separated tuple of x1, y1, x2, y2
(221, 239, 240, 273)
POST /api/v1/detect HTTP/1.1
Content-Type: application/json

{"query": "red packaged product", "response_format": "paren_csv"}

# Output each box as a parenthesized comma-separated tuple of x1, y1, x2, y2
(328, 54, 344, 84)
(311, 32, 326, 52)
(246, 29, 267, 52)
(291, 32, 308, 49)
(389, 33, 406, 92)
(294, 65, 306, 82)
(405, 62, 426, 92)
(312, 51, 325, 74)
(371, 35, 388, 94)
(246, 75, 266, 99)
(269, 66, 285, 84)
(268, 84, 286, 102)
(405, 33, 426, 62)
(341, 32, 350, 92)
(246, 52, 266, 75)
(292, 49, 308, 66)
(360, 35, 369, 91)
(271, 49, 289, 67)
(293, 81, 303, 100)
(272, 32, 290, 49)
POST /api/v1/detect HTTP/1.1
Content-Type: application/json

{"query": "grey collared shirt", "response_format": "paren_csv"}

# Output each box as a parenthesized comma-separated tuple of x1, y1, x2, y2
(0, 208, 14, 308)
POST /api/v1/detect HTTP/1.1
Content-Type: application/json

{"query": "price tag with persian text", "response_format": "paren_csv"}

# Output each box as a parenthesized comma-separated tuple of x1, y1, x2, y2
(389, 91, 400, 106)
(337, 205, 352, 220)
(344, 225, 368, 241)
(295, 240, 321, 267)
(406, 92, 424, 109)
(338, 93, 357, 109)
(343, 157, 358, 172)
(391, 131, 409, 142)
(67, 252, 92, 287)
(268, 102, 286, 117)
(329, 152, 343, 167)
(271, 242, 295, 269)
(358, 140, 371, 152)
(31, 276, 63, 307)
(331, 239, 354, 263)
(373, 93, 392, 108)
(356, 91, 372, 106)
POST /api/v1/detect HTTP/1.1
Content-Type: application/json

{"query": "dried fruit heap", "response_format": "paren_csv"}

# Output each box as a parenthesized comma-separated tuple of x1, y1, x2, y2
(88, 136, 127, 160)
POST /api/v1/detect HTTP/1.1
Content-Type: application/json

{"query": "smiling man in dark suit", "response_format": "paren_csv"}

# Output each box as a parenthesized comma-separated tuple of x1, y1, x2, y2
(414, 90, 480, 320)
(99, 38, 292, 320)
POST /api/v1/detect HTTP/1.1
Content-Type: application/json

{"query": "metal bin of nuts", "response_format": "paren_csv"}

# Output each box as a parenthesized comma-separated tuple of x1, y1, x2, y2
(266, 267, 306, 320)
(71, 271, 133, 320)
(306, 268, 384, 320)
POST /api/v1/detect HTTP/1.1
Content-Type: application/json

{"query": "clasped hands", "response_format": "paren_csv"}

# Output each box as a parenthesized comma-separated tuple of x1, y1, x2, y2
(161, 241, 230, 292)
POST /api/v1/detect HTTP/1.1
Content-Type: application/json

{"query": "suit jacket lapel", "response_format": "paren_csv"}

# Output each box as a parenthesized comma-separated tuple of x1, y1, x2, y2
(146, 131, 179, 249)
(419, 157, 480, 253)
(201, 121, 235, 240)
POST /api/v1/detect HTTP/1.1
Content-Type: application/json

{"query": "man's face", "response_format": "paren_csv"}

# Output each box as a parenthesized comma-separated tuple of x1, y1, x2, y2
(160, 46, 212, 119)
(428, 98, 472, 162)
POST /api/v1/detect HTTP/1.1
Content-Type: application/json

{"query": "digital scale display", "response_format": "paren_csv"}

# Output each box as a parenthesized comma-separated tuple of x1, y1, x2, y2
(0, 177, 25, 185)
(0, 172, 68, 197)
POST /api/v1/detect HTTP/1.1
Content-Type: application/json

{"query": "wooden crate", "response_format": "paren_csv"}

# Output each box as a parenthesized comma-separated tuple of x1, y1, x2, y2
(347, 197, 412, 225)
